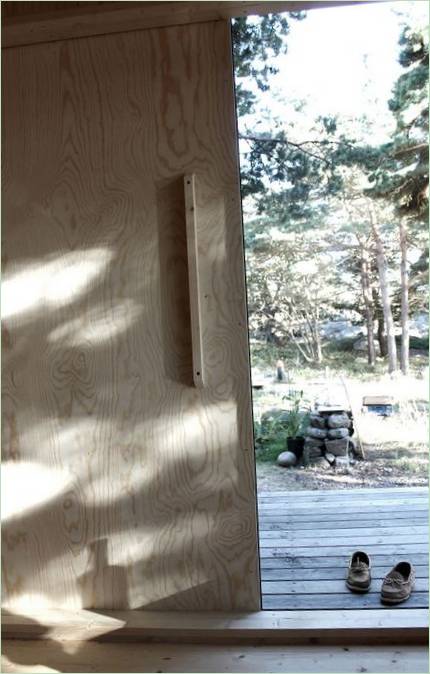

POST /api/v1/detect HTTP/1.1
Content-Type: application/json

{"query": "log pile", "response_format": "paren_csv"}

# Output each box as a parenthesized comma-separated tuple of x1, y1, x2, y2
(304, 408, 356, 465)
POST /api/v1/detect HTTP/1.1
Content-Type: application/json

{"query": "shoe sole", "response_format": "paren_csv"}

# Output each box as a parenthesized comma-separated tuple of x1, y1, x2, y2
(346, 580, 370, 593)
(380, 593, 412, 605)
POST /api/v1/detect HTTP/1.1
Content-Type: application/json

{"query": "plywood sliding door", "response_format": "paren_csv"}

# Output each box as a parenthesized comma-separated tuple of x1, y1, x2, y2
(2, 21, 260, 611)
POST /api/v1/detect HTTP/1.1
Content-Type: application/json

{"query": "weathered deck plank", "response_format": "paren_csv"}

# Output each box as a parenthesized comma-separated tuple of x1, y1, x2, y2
(259, 487, 429, 613)
(263, 593, 429, 610)
(260, 554, 429, 569)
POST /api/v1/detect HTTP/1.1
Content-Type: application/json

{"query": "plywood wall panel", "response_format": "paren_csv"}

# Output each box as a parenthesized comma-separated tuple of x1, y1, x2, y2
(2, 22, 260, 611)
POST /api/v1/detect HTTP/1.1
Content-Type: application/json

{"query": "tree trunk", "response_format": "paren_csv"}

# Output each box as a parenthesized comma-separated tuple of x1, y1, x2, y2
(360, 247, 376, 366)
(370, 214, 398, 373)
(372, 288, 388, 356)
(314, 323, 323, 364)
(377, 314, 388, 357)
(399, 219, 410, 375)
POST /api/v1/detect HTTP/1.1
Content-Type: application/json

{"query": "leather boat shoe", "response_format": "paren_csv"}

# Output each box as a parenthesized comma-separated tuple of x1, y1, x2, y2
(346, 550, 371, 593)
(381, 561, 415, 605)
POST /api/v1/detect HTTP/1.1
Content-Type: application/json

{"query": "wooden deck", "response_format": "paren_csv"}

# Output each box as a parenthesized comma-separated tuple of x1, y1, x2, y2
(258, 487, 429, 611)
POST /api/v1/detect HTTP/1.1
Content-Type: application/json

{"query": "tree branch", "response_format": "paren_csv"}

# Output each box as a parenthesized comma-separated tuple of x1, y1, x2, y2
(392, 143, 428, 157)
(239, 134, 332, 166)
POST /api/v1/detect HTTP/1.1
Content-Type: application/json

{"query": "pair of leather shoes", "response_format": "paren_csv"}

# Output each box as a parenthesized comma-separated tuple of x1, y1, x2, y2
(346, 551, 415, 604)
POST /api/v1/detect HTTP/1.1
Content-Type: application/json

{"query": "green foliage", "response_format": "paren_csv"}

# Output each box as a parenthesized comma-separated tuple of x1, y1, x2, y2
(402, 335, 429, 350)
(369, 25, 429, 218)
(232, 13, 303, 117)
(246, 217, 351, 361)
(234, 12, 429, 377)
(231, 12, 360, 206)
(408, 247, 429, 313)
(254, 414, 287, 462)
(254, 393, 310, 463)
(281, 389, 309, 437)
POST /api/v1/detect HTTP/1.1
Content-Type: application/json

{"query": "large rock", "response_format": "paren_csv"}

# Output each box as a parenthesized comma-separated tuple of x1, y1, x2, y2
(353, 337, 381, 355)
(303, 438, 324, 464)
(277, 451, 297, 467)
(303, 448, 323, 465)
(306, 426, 327, 439)
(328, 427, 349, 439)
(309, 414, 326, 430)
(328, 413, 351, 429)
(304, 437, 323, 445)
(320, 320, 363, 341)
(260, 408, 289, 430)
(410, 312, 429, 337)
(325, 438, 349, 456)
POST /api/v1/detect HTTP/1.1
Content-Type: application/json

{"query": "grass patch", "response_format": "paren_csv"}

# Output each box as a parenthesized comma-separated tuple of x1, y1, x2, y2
(255, 439, 285, 463)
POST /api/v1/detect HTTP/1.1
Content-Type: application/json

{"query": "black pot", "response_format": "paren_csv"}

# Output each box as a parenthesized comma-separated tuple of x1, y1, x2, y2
(286, 436, 305, 459)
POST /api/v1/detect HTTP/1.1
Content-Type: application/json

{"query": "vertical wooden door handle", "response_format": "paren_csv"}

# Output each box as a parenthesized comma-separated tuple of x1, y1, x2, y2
(184, 174, 205, 388)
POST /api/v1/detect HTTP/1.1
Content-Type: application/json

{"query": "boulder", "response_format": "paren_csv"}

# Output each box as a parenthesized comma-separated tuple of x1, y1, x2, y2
(277, 451, 297, 467)
(260, 408, 289, 430)
(304, 438, 324, 449)
(306, 426, 327, 440)
(353, 337, 381, 355)
(309, 414, 326, 430)
(328, 427, 349, 439)
(328, 413, 351, 429)
(303, 446, 323, 466)
(325, 438, 349, 456)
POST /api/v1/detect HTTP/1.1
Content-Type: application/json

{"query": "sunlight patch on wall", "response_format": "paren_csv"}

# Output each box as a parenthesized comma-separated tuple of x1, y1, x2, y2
(1, 248, 113, 320)
(47, 299, 142, 346)
(1, 461, 73, 521)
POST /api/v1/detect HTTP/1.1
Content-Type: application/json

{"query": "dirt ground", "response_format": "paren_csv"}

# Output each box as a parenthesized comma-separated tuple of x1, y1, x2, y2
(254, 368, 429, 492)
(256, 442, 429, 491)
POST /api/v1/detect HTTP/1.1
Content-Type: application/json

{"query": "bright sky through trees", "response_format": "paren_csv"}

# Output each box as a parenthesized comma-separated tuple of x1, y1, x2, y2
(243, 0, 429, 146)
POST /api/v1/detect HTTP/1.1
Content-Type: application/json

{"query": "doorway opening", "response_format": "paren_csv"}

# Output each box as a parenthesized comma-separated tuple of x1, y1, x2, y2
(232, 0, 429, 613)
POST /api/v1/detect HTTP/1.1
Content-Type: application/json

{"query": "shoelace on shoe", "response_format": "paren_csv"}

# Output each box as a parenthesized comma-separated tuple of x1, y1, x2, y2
(384, 572, 407, 587)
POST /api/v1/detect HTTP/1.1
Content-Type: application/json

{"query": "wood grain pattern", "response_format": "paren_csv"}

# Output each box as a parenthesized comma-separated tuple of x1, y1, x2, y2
(2, 20, 259, 611)
(2, 607, 428, 643)
(2, 2, 373, 48)
(2, 640, 429, 673)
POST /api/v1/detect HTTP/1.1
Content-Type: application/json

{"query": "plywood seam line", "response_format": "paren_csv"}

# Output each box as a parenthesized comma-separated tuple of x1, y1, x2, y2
(2, 15, 232, 50)
(2, 1, 385, 48)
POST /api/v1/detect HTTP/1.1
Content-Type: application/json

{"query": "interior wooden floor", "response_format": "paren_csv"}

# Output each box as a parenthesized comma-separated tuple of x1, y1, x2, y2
(2, 640, 428, 673)
(258, 486, 429, 611)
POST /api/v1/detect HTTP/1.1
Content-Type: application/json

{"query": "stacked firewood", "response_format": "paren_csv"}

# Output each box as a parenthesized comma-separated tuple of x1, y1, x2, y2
(304, 409, 355, 464)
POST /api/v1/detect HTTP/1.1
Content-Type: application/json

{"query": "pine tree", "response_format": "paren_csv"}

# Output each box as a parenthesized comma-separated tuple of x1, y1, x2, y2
(371, 25, 429, 216)
(369, 24, 428, 374)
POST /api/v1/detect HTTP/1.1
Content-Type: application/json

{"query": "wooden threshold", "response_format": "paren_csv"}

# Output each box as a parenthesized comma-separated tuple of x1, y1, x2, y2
(2, 1, 383, 48)
(3, 640, 429, 673)
(2, 608, 428, 645)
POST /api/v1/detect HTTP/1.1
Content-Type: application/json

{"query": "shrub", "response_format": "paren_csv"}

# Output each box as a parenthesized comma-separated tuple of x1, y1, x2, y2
(254, 390, 310, 463)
